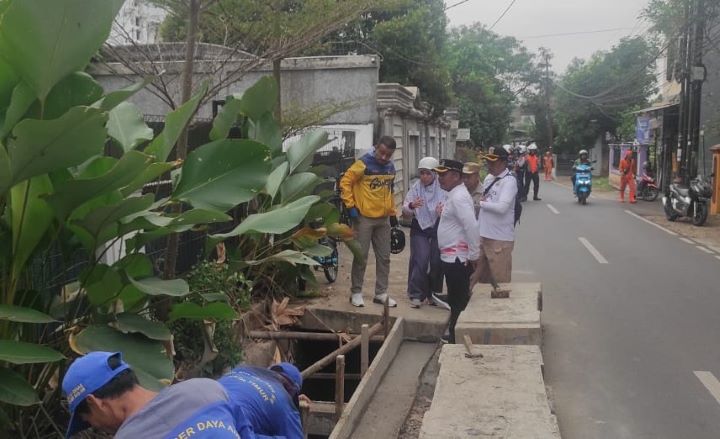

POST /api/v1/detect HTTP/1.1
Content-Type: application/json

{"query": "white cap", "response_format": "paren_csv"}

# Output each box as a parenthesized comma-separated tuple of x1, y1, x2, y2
(418, 157, 439, 170)
(528, 143, 538, 151)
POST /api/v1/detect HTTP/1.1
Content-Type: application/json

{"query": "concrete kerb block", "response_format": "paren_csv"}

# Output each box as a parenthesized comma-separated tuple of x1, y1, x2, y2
(455, 282, 543, 346)
(419, 345, 561, 439)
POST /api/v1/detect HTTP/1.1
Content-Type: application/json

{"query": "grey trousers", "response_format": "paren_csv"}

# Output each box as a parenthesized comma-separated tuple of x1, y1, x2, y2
(407, 232, 442, 301)
(351, 215, 391, 297)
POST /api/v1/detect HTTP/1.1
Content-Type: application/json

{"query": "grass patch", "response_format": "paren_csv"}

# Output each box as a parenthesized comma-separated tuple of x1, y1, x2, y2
(592, 177, 614, 192)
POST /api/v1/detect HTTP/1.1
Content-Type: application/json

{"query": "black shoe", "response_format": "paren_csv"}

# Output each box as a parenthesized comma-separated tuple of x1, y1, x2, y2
(440, 334, 450, 344)
(533, 197, 541, 201)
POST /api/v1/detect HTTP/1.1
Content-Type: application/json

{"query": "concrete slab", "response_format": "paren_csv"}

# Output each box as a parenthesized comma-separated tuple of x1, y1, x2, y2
(304, 244, 449, 340)
(419, 345, 560, 439)
(455, 282, 542, 345)
(350, 342, 437, 439)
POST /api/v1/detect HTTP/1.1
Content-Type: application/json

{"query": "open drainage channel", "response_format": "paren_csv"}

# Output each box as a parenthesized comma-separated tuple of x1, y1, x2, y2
(250, 304, 407, 439)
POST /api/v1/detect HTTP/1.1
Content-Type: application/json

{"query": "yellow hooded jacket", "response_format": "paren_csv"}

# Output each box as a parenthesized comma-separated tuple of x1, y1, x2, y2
(340, 152, 396, 218)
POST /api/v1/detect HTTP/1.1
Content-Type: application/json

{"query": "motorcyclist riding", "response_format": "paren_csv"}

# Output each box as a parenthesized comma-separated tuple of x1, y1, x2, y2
(571, 149, 591, 193)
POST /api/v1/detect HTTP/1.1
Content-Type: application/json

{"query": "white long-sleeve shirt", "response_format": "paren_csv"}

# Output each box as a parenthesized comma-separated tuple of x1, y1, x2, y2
(437, 184, 480, 263)
(478, 169, 518, 241)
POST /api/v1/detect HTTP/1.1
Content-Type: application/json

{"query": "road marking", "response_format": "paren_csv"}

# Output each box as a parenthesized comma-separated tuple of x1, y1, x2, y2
(624, 210, 678, 236)
(680, 237, 695, 244)
(578, 237, 608, 264)
(546, 204, 560, 215)
(697, 246, 715, 254)
(694, 371, 720, 406)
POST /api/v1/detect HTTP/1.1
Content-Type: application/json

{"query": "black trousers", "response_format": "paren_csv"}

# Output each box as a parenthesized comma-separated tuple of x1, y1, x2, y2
(524, 171, 540, 198)
(442, 259, 473, 344)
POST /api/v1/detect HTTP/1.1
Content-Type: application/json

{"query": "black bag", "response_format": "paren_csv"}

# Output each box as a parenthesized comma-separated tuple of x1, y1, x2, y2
(483, 175, 522, 226)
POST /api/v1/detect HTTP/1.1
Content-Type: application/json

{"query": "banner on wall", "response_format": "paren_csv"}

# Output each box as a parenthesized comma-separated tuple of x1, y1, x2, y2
(635, 116, 651, 145)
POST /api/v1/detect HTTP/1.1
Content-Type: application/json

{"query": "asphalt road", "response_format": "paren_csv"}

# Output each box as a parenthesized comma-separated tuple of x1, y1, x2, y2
(513, 181, 720, 439)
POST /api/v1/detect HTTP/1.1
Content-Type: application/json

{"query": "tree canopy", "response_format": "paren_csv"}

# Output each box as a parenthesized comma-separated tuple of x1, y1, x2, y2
(553, 37, 658, 153)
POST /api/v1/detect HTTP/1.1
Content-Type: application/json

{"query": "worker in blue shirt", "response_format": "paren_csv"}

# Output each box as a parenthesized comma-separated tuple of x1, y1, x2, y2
(218, 364, 304, 439)
(62, 351, 302, 438)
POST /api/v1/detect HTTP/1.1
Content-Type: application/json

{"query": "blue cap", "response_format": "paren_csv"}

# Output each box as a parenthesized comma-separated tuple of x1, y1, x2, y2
(270, 362, 302, 390)
(62, 352, 130, 438)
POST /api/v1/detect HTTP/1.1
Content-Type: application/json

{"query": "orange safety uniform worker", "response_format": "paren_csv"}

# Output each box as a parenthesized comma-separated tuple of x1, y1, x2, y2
(619, 150, 637, 203)
(543, 151, 554, 181)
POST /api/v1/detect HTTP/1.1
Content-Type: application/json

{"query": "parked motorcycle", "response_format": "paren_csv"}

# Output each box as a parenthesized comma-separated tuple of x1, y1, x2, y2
(573, 162, 593, 205)
(637, 174, 660, 201)
(663, 174, 714, 226)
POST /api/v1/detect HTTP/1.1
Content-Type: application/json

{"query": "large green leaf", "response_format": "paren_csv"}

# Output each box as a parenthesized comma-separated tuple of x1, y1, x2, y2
(93, 76, 154, 111)
(7, 106, 107, 184)
(45, 151, 153, 220)
(305, 202, 340, 226)
(286, 130, 329, 174)
(114, 313, 172, 341)
(72, 325, 173, 386)
(34, 71, 103, 120)
(245, 249, 320, 267)
(0, 304, 55, 323)
(264, 161, 288, 199)
(0, 82, 34, 139)
(209, 95, 242, 141)
(173, 139, 271, 211)
(211, 195, 320, 241)
(0, 142, 10, 194)
(0, 340, 64, 364)
(10, 175, 54, 277)
(145, 83, 207, 161)
(108, 102, 154, 152)
(0, 368, 39, 406)
(237, 76, 278, 120)
(71, 194, 155, 250)
(247, 112, 282, 155)
(169, 302, 236, 322)
(120, 162, 175, 197)
(81, 264, 124, 306)
(0, 0, 125, 101)
(126, 276, 190, 297)
(280, 172, 322, 203)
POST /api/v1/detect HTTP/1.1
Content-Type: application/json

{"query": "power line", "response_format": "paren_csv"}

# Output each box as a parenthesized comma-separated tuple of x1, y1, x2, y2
(518, 27, 634, 39)
(444, 0, 473, 11)
(489, 0, 518, 30)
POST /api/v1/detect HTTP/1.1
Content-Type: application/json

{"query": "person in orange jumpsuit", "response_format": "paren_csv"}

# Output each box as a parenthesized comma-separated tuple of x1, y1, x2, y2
(618, 150, 637, 203)
(543, 151, 554, 181)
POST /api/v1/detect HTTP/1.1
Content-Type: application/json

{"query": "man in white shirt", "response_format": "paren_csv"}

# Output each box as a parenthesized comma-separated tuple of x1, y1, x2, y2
(471, 146, 518, 288)
(434, 159, 480, 344)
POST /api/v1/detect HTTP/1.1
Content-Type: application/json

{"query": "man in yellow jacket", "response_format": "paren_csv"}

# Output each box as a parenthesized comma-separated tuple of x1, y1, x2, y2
(340, 136, 398, 307)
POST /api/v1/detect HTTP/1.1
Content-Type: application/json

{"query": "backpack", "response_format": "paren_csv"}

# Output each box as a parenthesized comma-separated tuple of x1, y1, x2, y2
(483, 174, 522, 226)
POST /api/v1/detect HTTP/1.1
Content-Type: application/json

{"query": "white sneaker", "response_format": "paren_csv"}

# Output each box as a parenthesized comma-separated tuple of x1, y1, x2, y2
(431, 293, 451, 311)
(350, 293, 365, 307)
(410, 298, 422, 308)
(372, 294, 397, 307)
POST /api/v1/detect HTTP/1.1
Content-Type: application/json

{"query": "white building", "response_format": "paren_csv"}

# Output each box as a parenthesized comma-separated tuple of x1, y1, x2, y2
(109, 0, 167, 45)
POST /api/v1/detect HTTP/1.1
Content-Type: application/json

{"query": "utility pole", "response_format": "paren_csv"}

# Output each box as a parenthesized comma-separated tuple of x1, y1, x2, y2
(677, 0, 691, 184)
(687, 0, 706, 179)
(539, 48, 553, 150)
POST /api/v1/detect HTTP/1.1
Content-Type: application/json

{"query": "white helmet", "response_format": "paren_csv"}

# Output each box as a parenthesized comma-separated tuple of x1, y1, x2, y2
(502, 144, 513, 153)
(418, 156, 439, 170)
(528, 143, 538, 151)
(579, 149, 588, 156)
(519, 145, 527, 154)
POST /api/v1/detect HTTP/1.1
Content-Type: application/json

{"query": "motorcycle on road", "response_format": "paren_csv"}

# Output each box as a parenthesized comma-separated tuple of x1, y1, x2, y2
(662, 174, 714, 226)
(573, 162, 593, 205)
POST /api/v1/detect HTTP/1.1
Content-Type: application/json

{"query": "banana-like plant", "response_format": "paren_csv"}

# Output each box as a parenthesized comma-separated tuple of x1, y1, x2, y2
(0, 0, 349, 434)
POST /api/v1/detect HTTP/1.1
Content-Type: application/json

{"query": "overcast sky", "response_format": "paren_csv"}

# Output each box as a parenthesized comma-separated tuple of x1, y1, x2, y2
(445, 0, 652, 73)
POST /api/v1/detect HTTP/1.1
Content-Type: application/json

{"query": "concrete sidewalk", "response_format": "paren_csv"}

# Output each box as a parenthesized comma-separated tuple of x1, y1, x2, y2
(305, 241, 449, 338)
